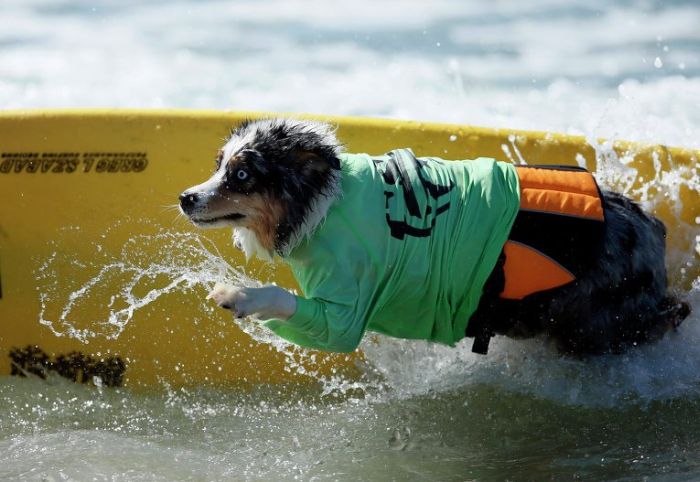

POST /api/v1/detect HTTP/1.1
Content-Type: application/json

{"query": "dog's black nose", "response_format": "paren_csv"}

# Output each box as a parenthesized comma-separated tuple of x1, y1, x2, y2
(179, 192, 199, 210)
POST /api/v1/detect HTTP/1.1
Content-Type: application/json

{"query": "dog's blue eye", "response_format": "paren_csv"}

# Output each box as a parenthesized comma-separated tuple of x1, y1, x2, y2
(236, 169, 248, 180)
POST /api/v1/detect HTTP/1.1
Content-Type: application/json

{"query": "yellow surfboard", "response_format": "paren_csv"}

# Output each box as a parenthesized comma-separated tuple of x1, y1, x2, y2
(1, 109, 698, 388)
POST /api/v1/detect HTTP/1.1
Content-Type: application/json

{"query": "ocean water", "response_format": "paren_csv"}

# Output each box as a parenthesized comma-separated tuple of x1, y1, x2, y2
(2, 0, 700, 480)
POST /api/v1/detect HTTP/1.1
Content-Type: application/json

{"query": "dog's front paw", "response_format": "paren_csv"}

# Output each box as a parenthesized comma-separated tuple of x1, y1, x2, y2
(207, 283, 246, 317)
(206, 283, 296, 321)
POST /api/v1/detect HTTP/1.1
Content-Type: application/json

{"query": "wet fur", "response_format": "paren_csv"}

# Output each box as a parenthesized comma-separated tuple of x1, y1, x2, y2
(182, 118, 691, 356)
(227, 119, 342, 257)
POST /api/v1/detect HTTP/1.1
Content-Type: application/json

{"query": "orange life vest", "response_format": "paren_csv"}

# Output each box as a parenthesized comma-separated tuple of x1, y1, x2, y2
(466, 164, 607, 354)
(501, 165, 606, 300)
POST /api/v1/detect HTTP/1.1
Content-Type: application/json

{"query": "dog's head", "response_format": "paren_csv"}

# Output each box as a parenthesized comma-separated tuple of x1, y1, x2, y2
(179, 118, 342, 259)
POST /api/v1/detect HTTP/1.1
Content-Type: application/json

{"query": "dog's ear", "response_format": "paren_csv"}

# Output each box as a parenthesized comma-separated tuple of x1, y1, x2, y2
(293, 150, 340, 174)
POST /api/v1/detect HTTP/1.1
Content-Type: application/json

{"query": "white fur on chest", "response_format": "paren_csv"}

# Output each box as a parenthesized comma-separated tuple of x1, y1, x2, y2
(233, 227, 273, 261)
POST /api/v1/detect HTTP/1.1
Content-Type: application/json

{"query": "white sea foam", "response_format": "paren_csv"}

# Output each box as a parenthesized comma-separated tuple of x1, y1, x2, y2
(0, 0, 698, 149)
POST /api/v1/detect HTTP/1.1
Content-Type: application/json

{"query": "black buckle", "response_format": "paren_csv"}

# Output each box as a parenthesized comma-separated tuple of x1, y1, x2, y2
(471, 331, 491, 355)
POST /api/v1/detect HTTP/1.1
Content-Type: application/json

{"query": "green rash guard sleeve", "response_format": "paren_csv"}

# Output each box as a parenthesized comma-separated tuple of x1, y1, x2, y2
(264, 149, 520, 353)
(265, 298, 363, 353)
(263, 242, 368, 353)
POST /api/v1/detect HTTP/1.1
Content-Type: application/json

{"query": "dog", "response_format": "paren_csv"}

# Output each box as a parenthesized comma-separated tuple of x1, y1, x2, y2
(179, 118, 690, 356)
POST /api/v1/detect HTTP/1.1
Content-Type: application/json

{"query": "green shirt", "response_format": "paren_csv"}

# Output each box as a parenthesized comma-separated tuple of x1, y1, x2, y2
(265, 149, 520, 352)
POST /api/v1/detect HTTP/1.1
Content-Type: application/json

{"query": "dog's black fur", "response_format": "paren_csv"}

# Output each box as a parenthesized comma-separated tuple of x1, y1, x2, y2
(470, 190, 691, 356)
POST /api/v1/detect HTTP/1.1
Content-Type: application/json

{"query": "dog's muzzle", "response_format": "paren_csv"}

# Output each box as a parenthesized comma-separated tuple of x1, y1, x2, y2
(179, 191, 199, 213)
